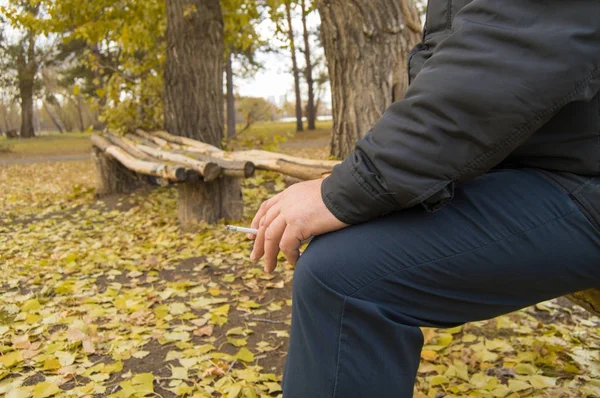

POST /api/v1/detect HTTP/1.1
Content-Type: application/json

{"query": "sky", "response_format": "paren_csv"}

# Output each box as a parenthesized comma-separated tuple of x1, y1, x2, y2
(235, 52, 300, 102)
(233, 8, 329, 106)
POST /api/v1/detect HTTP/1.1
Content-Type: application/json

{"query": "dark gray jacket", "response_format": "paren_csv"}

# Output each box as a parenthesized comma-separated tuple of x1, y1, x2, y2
(322, 0, 600, 225)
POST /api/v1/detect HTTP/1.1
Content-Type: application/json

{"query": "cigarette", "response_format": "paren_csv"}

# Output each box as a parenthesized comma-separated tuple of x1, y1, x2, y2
(226, 225, 258, 235)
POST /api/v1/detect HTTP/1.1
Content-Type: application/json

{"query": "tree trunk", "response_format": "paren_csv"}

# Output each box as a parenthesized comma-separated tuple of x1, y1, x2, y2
(165, 0, 223, 145)
(226, 51, 237, 139)
(317, 0, 421, 158)
(0, 104, 9, 133)
(19, 84, 35, 138)
(92, 44, 108, 131)
(301, 0, 316, 130)
(76, 96, 86, 132)
(165, 0, 242, 227)
(285, 1, 304, 133)
(18, 34, 38, 139)
(57, 105, 74, 132)
(44, 104, 64, 134)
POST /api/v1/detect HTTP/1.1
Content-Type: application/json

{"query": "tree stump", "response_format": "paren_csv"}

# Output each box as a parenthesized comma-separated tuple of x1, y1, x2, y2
(92, 147, 147, 196)
(567, 289, 600, 316)
(178, 176, 243, 228)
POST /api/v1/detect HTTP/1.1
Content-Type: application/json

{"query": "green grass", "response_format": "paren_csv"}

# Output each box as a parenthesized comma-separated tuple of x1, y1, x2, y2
(231, 120, 332, 150)
(0, 120, 333, 159)
(237, 120, 332, 138)
(0, 132, 92, 158)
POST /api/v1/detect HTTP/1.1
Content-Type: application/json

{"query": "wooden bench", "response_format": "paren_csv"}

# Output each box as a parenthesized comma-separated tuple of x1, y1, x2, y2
(91, 129, 340, 225)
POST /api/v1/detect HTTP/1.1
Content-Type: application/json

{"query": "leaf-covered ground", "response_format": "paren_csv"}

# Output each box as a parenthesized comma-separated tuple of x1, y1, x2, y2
(1, 158, 600, 398)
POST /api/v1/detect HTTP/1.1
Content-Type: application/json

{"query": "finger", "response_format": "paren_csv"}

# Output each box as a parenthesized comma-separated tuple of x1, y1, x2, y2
(250, 215, 267, 261)
(263, 203, 281, 227)
(249, 194, 282, 239)
(252, 193, 282, 229)
(279, 224, 303, 266)
(250, 204, 281, 261)
(249, 201, 269, 240)
(264, 216, 287, 273)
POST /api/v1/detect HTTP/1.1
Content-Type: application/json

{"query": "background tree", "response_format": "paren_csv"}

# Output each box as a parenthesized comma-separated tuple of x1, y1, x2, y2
(300, 0, 316, 130)
(226, 49, 237, 139)
(222, 0, 264, 139)
(44, 0, 166, 132)
(266, 0, 304, 132)
(0, 96, 20, 135)
(284, 1, 304, 132)
(317, 0, 422, 158)
(0, 1, 51, 138)
(313, 68, 329, 116)
(236, 96, 280, 133)
(15, 30, 37, 138)
(51, 39, 110, 130)
(165, 0, 242, 225)
(41, 95, 64, 133)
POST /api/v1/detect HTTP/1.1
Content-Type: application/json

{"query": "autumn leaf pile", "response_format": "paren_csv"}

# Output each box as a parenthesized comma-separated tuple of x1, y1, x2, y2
(1, 160, 600, 398)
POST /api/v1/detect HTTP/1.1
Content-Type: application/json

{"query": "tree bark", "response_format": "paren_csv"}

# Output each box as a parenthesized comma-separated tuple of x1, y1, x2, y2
(76, 96, 86, 132)
(165, 0, 224, 145)
(301, 0, 316, 130)
(56, 104, 74, 132)
(18, 34, 37, 139)
(317, 0, 421, 158)
(0, 105, 9, 133)
(165, 0, 242, 227)
(43, 104, 64, 134)
(19, 87, 35, 138)
(285, 1, 304, 132)
(226, 51, 237, 139)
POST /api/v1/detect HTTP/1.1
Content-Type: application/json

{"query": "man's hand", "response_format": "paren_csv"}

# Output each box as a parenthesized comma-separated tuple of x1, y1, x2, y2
(249, 179, 348, 273)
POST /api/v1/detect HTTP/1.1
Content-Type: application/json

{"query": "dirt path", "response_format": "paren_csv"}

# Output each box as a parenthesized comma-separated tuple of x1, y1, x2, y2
(0, 154, 90, 166)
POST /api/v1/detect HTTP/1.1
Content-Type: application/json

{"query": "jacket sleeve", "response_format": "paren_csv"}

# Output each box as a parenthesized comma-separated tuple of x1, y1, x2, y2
(321, 0, 600, 225)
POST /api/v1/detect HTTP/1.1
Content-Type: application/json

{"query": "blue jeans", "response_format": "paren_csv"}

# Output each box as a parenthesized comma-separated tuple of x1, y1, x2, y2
(282, 168, 600, 398)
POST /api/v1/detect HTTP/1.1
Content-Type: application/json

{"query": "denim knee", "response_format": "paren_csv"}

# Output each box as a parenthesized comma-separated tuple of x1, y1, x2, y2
(292, 236, 350, 301)
(293, 245, 330, 300)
